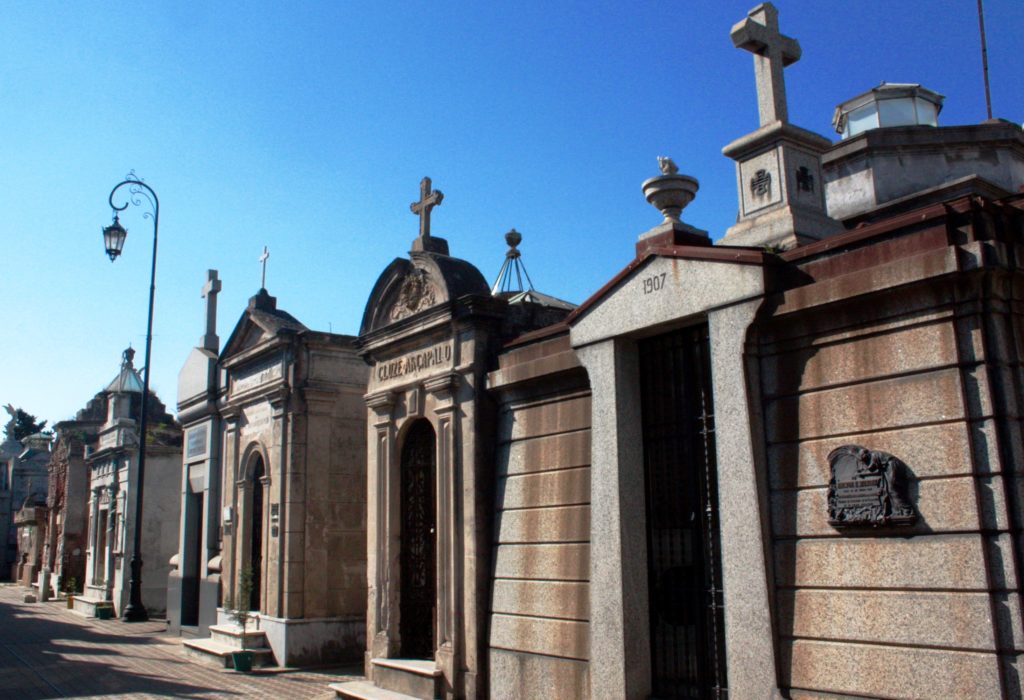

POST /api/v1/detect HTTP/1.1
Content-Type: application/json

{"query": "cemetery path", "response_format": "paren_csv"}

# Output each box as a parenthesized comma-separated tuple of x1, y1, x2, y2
(0, 585, 360, 699)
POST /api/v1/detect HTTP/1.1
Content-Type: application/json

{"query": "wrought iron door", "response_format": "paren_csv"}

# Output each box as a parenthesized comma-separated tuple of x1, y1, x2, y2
(639, 325, 728, 699)
(400, 420, 437, 658)
(250, 456, 264, 611)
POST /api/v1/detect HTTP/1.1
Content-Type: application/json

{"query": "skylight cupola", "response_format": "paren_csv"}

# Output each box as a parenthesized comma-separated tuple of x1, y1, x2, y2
(833, 82, 944, 139)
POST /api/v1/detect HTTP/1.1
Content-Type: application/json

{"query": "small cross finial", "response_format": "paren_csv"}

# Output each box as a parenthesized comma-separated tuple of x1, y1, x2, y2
(259, 246, 270, 289)
(410, 177, 444, 239)
(731, 2, 801, 126)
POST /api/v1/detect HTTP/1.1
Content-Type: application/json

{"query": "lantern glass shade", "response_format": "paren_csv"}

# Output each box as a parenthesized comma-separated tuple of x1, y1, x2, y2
(103, 216, 127, 261)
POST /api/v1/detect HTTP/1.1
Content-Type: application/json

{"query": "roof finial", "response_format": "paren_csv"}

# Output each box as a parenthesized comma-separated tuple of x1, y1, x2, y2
(259, 246, 270, 290)
(491, 228, 535, 296)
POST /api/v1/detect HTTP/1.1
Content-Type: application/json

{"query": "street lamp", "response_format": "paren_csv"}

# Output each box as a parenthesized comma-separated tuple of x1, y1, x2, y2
(101, 172, 160, 622)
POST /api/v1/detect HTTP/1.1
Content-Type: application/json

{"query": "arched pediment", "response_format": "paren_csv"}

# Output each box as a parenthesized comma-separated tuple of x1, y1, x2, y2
(360, 252, 489, 335)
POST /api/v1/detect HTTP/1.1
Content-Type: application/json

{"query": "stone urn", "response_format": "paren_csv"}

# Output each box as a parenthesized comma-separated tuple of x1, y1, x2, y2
(642, 172, 699, 224)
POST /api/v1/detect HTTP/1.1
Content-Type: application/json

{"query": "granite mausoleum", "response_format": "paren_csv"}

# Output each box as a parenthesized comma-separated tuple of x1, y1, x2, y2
(333, 4, 1023, 699)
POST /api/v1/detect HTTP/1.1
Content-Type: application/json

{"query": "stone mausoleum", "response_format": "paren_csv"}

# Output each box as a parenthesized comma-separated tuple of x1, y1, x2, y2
(73, 348, 182, 619)
(331, 4, 1024, 699)
(174, 274, 370, 668)
(0, 429, 51, 582)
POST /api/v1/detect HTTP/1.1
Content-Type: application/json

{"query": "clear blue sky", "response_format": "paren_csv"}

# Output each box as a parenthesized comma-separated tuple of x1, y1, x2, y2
(2, 1, 1021, 427)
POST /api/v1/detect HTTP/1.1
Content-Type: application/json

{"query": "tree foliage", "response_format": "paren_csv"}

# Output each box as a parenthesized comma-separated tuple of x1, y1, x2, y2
(3, 405, 48, 442)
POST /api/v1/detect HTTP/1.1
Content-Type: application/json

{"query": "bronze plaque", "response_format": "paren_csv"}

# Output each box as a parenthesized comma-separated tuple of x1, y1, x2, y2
(828, 445, 916, 528)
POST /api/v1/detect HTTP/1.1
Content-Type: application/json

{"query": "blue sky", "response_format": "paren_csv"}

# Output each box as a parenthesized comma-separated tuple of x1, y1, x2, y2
(2, 1, 1022, 426)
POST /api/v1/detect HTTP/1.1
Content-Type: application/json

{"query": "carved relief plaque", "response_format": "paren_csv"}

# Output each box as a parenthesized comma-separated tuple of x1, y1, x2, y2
(827, 445, 916, 528)
(390, 269, 438, 321)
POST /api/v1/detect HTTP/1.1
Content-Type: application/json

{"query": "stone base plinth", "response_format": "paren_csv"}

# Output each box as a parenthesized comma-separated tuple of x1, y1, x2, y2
(72, 594, 114, 619)
(213, 608, 365, 667)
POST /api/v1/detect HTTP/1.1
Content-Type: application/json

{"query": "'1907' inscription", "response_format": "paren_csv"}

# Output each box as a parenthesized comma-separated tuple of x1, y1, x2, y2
(377, 343, 453, 382)
(642, 272, 667, 295)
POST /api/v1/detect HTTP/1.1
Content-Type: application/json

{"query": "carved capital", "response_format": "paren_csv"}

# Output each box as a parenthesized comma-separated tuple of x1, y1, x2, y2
(424, 373, 460, 405)
(365, 390, 397, 413)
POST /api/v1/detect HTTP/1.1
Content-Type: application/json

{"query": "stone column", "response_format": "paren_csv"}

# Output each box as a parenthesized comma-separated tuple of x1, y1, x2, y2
(425, 373, 460, 685)
(707, 300, 781, 699)
(87, 487, 101, 586)
(221, 412, 240, 598)
(104, 484, 119, 599)
(268, 394, 288, 618)
(574, 339, 651, 700)
(365, 390, 395, 664)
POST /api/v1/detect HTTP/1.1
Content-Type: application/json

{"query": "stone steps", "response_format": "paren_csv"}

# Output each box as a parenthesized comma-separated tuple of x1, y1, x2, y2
(182, 624, 275, 669)
(333, 658, 442, 700)
(330, 680, 422, 700)
(71, 595, 114, 619)
(182, 636, 276, 670)
(207, 623, 270, 649)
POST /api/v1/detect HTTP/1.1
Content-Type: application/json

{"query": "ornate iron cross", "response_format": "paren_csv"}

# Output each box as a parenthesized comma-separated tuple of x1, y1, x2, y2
(410, 177, 444, 239)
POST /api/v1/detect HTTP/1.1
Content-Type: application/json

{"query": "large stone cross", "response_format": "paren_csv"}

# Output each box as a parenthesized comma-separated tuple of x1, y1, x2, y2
(201, 269, 221, 351)
(731, 2, 801, 126)
(410, 177, 444, 239)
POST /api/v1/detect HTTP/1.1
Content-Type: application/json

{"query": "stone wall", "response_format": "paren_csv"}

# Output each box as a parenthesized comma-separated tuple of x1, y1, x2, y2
(141, 448, 184, 617)
(757, 198, 1024, 699)
(488, 333, 592, 699)
(291, 344, 368, 627)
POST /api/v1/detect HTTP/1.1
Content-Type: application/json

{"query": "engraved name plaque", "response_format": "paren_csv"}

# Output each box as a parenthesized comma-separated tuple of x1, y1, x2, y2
(827, 445, 916, 528)
(186, 424, 208, 460)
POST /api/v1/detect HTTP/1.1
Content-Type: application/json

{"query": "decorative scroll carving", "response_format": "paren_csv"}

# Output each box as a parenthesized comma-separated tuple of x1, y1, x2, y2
(389, 268, 438, 321)
(827, 445, 916, 528)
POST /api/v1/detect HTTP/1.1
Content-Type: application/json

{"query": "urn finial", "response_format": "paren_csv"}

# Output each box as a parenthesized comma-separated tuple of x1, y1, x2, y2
(642, 157, 699, 224)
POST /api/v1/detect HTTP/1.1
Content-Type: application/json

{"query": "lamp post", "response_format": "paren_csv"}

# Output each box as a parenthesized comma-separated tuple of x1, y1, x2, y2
(101, 172, 159, 622)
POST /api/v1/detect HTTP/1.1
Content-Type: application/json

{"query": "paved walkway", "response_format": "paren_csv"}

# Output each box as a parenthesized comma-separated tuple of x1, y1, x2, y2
(0, 584, 361, 699)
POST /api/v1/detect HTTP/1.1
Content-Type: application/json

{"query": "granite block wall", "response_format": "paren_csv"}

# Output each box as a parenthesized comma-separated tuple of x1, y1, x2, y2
(488, 334, 592, 699)
(759, 275, 1024, 699)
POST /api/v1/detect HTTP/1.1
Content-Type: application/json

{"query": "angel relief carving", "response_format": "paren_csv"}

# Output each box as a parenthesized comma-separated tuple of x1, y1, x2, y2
(389, 268, 438, 321)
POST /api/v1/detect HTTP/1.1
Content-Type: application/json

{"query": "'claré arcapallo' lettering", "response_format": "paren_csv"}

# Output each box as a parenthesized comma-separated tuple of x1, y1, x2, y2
(377, 344, 452, 381)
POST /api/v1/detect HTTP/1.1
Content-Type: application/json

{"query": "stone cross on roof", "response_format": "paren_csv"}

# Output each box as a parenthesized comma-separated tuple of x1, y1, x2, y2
(410, 177, 444, 240)
(201, 269, 221, 351)
(731, 2, 801, 126)
(259, 246, 270, 289)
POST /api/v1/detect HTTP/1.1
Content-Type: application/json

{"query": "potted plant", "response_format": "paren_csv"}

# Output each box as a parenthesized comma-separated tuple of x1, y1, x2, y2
(225, 567, 255, 673)
(64, 577, 77, 610)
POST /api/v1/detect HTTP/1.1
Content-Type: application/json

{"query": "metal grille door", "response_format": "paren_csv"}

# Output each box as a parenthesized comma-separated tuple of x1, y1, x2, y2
(639, 325, 728, 699)
(250, 457, 264, 612)
(400, 420, 437, 658)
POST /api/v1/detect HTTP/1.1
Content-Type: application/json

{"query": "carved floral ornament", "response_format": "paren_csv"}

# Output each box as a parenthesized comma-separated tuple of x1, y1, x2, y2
(389, 268, 439, 321)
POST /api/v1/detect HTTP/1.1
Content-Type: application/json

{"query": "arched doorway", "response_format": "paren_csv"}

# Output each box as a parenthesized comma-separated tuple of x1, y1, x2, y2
(249, 455, 265, 612)
(399, 419, 437, 658)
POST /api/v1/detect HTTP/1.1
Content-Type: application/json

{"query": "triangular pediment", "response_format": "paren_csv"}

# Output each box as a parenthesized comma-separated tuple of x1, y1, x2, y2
(220, 289, 307, 360)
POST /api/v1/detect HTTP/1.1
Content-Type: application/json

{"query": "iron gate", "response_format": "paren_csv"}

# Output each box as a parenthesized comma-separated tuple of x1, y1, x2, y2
(400, 420, 437, 658)
(639, 324, 728, 699)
